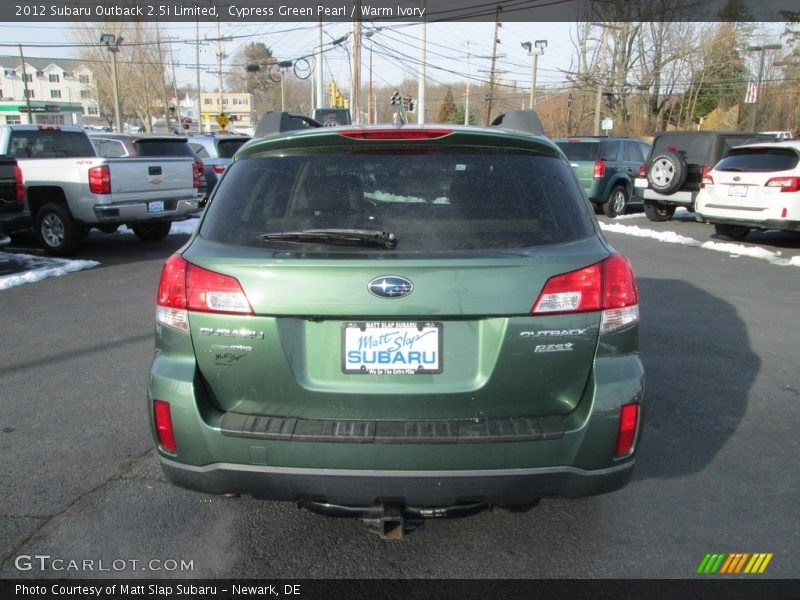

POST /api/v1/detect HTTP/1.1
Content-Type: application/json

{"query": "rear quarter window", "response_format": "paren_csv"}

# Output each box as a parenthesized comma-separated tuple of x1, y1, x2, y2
(715, 148, 799, 172)
(133, 140, 194, 157)
(216, 139, 249, 158)
(200, 148, 594, 253)
(556, 142, 599, 162)
(8, 131, 95, 158)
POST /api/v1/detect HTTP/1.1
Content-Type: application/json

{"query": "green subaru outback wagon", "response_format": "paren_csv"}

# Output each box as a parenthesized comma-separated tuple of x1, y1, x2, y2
(149, 114, 644, 534)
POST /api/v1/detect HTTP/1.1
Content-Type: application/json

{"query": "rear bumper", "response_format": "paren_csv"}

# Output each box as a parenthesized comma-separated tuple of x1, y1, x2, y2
(160, 457, 634, 506)
(641, 189, 696, 206)
(0, 210, 32, 235)
(93, 197, 200, 223)
(696, 214, 800, 232)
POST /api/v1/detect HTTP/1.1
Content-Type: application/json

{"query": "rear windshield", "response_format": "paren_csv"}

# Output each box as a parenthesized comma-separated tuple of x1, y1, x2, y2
(556, 142, 599, 161)
(133, 139, 194, 157)
(715, 147, 799, 172)
(652, 134, 711, 162)
(200, 149, 593, 253)
(556, 141, 619, 162)
(8, 130, 95, 158)
(216, 138, 249, 158)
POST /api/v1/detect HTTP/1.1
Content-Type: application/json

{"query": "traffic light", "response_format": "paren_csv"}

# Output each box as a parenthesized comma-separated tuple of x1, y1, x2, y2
(404, 96, 414, 112)
(330, 82, 346, 108)
(390, 90, 401, 107)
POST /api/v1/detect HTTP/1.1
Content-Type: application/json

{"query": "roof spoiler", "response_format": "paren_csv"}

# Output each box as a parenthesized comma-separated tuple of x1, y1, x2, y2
(490, 109, 545, 136)
(254, 111, 322, 137)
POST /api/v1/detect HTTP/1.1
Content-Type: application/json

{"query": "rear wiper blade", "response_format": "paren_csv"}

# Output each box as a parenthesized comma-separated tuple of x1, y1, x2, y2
(718, 167, 744, 171)
(259, 229, 398, 249)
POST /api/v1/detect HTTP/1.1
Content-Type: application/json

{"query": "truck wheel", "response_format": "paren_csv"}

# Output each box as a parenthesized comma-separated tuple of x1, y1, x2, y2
(36, 202, 81, 256)
(644, 201, 676, 222)
(132, 221, 172, 242)
(714, 224, 750, 241)
(603, 185, 628, 218)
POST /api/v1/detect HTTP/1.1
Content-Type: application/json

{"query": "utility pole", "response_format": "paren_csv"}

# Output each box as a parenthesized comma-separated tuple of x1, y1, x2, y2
(368, 42, 373, 124)
(18, 45, 33, 124)
(464, 41, 470, 125)
(155, 21, 171, 133)
(196, 18, 202, 133)
(352, 1, 361, 124)
(169, 40, 182, 132)
(417, 0, 426, 124)
(592, 23, 613, 136)
(747, 43, 782, 131)
(522, 40, 547, 109)
(485, 6, 502, 126)
(100, 33, 123, 133)
(316, 19, 324, 110)
(216, 19, 224, 128)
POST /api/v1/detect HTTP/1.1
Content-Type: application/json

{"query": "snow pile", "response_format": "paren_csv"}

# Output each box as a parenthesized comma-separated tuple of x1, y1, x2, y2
(0, 252, 100, 291)
(599, 222, 800, 268)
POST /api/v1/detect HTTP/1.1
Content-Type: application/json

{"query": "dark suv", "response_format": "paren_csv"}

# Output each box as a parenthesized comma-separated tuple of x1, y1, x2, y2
(635, 131, 774, 221)
(555, 137, 650, 218)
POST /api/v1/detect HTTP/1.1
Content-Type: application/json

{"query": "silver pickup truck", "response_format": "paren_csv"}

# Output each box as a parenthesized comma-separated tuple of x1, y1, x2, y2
(0, 124, 201, 255)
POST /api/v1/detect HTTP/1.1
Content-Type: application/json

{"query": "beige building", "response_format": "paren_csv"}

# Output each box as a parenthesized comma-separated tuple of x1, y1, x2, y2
(198, 91, 253, 131)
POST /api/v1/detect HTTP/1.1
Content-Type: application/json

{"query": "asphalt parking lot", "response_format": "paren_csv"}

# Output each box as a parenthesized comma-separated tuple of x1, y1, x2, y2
(0, 213, 798, 580)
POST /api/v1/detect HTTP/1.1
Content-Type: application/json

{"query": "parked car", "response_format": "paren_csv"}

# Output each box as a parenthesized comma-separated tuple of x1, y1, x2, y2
(0, 155, 26, 247)
(555, 136, 650, 217)
(148, 111, 644, 537)
(634, 130, 776, 221)
(90, 133, 207, 199)
(759, 131, 794, 141)
(696, 141, 800, 240)
(0, 125, 201, 255)
(187, 134, 251, 197)
(313, 108, 352, 127)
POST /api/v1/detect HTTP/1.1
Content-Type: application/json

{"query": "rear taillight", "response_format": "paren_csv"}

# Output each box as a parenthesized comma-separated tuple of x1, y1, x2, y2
(153, 400, 177, 453)
(13, 164, 25, 203)
(532, 254, 639, 334)
(211, 164, 226, 175)
(765, 176, 800, 193)
(37, 124, 60, 131)
(193, 160, 203, 189)
(700, 165, 712, 178)
(638, 164, 646, 178)
(88, 165, 111, 195)
(615, 403, 639, 456)
(593, 160, 606, 179)
(156, 254, 253, 333)
(701, 174, 714, 188)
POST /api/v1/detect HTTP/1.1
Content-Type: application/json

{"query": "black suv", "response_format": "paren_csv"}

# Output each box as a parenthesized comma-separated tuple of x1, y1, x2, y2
(555, 137, 650, 218)
(635, 131, 774, 221)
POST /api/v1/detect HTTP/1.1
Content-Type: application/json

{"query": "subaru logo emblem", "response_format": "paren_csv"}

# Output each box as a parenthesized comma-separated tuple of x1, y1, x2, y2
(368, 276, 413, 298)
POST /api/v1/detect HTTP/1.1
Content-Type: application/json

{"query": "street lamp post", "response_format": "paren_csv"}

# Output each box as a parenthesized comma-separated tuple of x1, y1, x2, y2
(747, 43, 782, 131)
(100, 33, 123, 133)
(522, 39, 547, 109)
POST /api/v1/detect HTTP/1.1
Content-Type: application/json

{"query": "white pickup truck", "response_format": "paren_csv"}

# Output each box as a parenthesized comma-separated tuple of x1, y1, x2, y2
(0, 124, 201, 255)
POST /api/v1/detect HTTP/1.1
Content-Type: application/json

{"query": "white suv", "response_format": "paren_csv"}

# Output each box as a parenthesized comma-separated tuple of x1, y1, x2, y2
(696, 141, 800, 240)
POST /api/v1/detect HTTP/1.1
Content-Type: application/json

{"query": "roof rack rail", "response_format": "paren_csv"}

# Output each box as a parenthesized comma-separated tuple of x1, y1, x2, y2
(490, 109, 545, 137)
(254, 111, 322, 137)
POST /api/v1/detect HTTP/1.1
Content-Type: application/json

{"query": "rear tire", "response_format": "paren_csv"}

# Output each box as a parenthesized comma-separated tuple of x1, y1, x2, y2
(603, 185, 628, 218)
(714, 224, 750, 241)
(35, 202, 81, 256)
(132, 221, 172, 242)
(644, 201, 676, 222)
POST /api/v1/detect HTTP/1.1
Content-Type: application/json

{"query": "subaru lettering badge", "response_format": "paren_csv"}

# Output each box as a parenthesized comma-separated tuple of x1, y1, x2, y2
(368, 276, 413, 299)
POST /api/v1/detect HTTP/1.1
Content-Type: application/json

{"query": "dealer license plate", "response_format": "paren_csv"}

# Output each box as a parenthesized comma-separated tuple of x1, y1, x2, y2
(342, 321, 442, 375)
(148, 200, 165, 213)
(727, 185, 748, 197)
